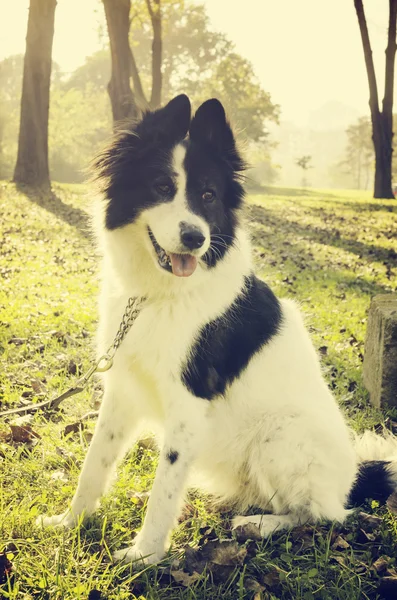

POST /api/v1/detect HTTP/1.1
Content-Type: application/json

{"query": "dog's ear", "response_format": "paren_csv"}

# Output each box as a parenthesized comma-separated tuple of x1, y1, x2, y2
(189, 98, 235, 151)
(146, 94, 191, 143)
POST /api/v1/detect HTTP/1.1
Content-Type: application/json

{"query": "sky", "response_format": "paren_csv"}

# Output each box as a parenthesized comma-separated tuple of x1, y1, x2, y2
(0, 0, 393, 126)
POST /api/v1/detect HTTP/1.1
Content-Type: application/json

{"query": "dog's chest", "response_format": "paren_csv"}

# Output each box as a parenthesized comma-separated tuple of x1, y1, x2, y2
(113, 298, 206, 380)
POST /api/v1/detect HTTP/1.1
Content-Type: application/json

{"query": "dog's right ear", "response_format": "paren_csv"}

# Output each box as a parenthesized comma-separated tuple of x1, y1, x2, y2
(141, 94, 191, 144)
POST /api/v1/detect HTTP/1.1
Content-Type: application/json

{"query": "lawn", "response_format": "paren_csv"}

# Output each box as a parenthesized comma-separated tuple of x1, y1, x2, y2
(0, 181, 397, 600)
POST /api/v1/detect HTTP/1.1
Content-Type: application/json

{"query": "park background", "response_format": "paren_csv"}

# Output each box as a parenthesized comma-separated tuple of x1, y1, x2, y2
(0, 1, 397, 599)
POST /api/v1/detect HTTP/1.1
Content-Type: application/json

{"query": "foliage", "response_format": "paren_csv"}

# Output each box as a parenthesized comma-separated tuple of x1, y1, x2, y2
(1, 181, 397, 598)
(0, 54, 111, 182)
(49, 85, 111, 182)
(339, 116, 373, 190)
(62, 2, 280, 143)
(245, 142, 280, 188)
(296, 155, 312, 171)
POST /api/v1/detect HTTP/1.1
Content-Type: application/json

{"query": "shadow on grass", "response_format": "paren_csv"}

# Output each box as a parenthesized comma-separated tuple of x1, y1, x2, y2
(16, 183, 91, 240)
(325, 201, 397, 213)
(248, 203, 397, 267)
(246, 184, 338, 200)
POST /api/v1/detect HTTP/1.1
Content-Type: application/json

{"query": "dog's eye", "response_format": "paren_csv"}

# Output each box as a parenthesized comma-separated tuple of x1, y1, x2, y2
(202, 190, 215, 202)
(155, 183, 173, 195)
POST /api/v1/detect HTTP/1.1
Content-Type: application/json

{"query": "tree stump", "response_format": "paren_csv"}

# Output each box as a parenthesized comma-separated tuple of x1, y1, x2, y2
(363, 295, 397, 408)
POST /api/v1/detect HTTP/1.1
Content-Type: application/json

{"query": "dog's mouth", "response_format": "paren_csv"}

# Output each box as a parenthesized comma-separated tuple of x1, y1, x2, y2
(148, 228, 198, 277)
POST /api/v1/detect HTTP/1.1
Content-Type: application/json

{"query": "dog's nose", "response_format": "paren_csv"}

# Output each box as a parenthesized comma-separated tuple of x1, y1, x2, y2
(180, 223, 205, 250)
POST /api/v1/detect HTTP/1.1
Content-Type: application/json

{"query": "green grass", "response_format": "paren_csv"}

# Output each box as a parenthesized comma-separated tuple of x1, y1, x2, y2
(0, 182, 397, 599)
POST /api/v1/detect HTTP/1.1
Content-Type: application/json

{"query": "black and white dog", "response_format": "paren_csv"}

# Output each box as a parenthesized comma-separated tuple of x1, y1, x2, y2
(41, 95, 397, 564)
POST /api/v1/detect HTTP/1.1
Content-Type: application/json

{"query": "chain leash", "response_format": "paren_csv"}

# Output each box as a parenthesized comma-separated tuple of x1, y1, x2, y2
(0, 296, 146, 418)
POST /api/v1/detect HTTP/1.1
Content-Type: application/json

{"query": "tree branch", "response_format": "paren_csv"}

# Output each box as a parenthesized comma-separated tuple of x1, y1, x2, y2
(353, 0, 380, 117)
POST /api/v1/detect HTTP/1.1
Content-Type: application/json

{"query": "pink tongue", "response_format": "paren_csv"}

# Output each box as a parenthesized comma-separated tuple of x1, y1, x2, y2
(170, 253, 198, 277)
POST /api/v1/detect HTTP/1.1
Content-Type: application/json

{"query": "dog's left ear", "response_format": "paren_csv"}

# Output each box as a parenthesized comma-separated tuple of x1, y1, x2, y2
(189, 98, 235, 151)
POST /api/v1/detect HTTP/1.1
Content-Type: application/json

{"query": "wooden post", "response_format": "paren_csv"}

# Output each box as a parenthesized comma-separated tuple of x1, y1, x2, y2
(363, 295, 397, 407)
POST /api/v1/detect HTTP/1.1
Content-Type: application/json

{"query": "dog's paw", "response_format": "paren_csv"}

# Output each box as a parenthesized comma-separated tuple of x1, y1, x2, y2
(113, 543, 164, 566)
(232, 514, 285, 538)
(36, 511, 77, 529)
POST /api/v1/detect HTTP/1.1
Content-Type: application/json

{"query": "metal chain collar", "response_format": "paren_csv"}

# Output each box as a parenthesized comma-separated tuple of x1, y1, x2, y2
(0, 296, 146, 417)
(70, 295, 147, 387)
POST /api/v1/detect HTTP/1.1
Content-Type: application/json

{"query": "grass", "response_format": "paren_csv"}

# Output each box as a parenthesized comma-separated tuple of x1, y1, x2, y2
(0, 181, 397, 599)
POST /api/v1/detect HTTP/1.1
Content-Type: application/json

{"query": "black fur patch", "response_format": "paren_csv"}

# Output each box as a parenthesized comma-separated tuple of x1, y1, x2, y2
(181, 274, 282, 400)
(186, 98, 245, 267)
(93, 95, 191, 230)
(167, 450, 179, 464)
(347, 460, 395, 507)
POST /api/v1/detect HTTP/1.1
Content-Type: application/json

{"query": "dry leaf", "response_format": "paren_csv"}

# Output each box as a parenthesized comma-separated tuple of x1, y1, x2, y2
(386, 492, 397, 515)
(9, 424, 40, 443)
(171, 569, 201, 587)
(127, 491, 150, 507)
(373, 557, 389, 574)
(234, 522, 262, 543)
(12, 414, 33, 427)
(331, 535, 350, 550)
(358, 511, 382, 530)
(50, 470, 69, 482)
(209, 541, 247, 567)
(262, 569, 281, 591)
(62, 421, 84, 437)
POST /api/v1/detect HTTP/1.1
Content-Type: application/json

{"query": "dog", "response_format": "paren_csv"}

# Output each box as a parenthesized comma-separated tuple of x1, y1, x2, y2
(40, 94, 397, 564)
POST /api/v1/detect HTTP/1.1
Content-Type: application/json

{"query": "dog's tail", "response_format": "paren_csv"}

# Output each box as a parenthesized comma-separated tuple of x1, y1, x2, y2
(347, 430, 397, 507)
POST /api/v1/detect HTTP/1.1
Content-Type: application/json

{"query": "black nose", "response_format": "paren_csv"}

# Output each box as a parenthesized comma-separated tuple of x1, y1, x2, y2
(180, 223, 205, 250)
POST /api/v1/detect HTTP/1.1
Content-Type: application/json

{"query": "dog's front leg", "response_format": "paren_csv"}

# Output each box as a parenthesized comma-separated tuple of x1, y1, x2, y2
(39, 371, 140, 528)
(114, 389, 208, 565)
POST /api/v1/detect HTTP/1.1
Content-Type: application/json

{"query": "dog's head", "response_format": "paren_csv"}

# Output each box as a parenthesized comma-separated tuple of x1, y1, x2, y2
(94, 94, 245, 279)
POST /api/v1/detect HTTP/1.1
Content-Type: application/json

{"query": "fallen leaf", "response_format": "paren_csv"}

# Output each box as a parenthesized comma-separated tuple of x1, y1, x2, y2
(9, 424, 40, 443)
(209, 541, 247, 567)
(358, 512, 382, 530)
(245, 577, 265, 593)
(127, 491, 150, 507)
(373, 557, 389, 574)
(50, 470, 68, 483)
(31, 379, 46, 394)
(171, 569, 201, 587)
(234, 522, 262, 543)
(12, 414, 33, 427)
(331, 535, 350, 550)
(184, 540, 247, 584)
(386, 492, 397, 515)
(62, 421, 84, 437)
(262, 569, 281, 591)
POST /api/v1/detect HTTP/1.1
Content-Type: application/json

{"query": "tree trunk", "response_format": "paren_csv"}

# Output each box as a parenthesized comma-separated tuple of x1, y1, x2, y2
(146, 0, 162, 109)
(13, 0, 57, 190)
(354, 0, 397, 198)
(103, 0, 139, 125)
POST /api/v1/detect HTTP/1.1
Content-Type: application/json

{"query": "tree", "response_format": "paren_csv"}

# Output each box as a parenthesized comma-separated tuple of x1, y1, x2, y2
(75, 3, 278, 141)
(102, 0, 164, 124)
(341, 116, 374, 189)
(354, 0, 397, 198)
(102, 0, 140, 124)
(296, 155, 312, 188)
(13, 0, 57, 189)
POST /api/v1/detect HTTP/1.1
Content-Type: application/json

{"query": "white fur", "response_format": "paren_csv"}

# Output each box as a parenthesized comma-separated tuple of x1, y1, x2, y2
(40, 143, 396, 566)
